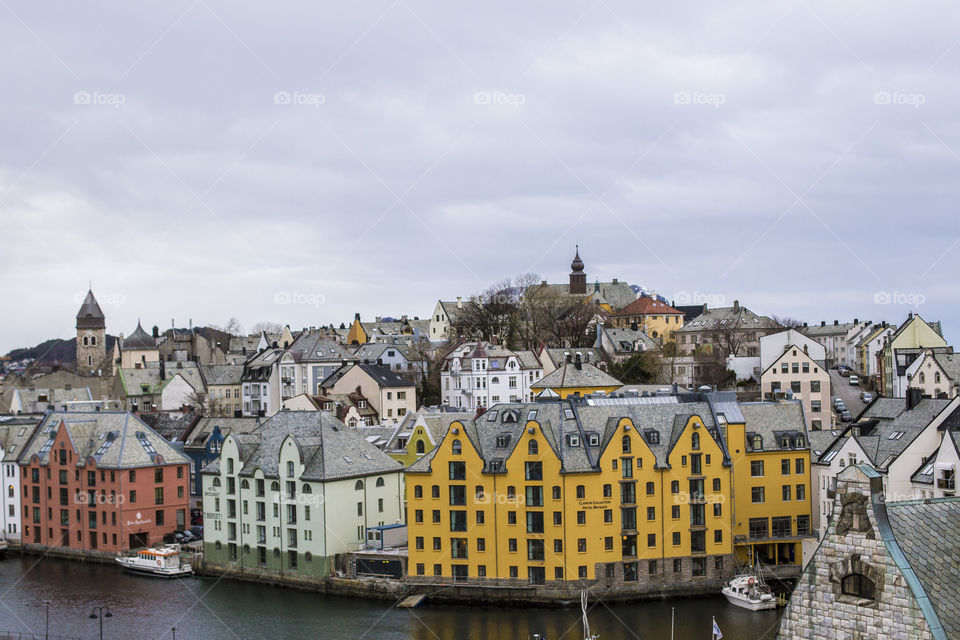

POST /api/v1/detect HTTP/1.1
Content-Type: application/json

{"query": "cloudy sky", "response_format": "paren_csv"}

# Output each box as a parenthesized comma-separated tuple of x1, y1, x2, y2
(2, 1, 958, 353)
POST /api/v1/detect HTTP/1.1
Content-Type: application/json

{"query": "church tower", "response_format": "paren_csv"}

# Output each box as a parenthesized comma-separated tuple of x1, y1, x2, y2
(569, 246, 587, 294)
(76, 289, 106, 375)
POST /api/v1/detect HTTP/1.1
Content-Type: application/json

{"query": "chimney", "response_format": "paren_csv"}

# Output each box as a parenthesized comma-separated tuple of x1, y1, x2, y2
(564, 352, 572, 364)
(541, 280, 548, 286)
(585, 352, 590, 363)
(375, 316, 382, 323)
(456, 297, 463, 309)
(821, 321, 826, 327)
(834, 320, 839, 326)
(906, 387, 923, 410)
(402, 315, 408, 322)
(612, 278, 618, 284)
(854, 318, 859, 324)
(630, 321, 639, 331)
(803, 322, 808, 327)
(490, 335, 499, 345)
(574, 353, 582, 370)
(702, 303, 708, 314)
(803, 344, 808, 354)
(152, 325, 159, 338)
(733, 300, 740, 312)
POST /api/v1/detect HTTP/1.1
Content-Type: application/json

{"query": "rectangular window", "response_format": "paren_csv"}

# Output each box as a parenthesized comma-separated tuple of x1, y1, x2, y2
(796, 484, 806, 501)
(749, 518, 768, 539)
(751, 487, 765, 503)
(647, 533, 656, 548)
(750, 460, 764, 477)
(526, 511, 544, 534)
(796, 458, 805, 475)
(782, 459, 791, 475)
(771, 516, 792, 538)
(782, 485, 792, 501)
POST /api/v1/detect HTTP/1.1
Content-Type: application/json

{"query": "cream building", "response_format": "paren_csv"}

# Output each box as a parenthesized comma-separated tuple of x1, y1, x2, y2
(760, 341, 830, 431)
(319, 363, 416, 424)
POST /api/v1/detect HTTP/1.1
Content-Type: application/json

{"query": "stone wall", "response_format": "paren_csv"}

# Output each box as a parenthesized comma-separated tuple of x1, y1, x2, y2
(776, 467, 932, 639)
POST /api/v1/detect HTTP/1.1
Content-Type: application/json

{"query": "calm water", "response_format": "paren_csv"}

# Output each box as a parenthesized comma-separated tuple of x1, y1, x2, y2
(0, 556, 784, 639)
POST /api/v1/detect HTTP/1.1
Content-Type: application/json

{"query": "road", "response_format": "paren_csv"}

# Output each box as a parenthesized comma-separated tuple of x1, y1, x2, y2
(828, 369, 870, 427)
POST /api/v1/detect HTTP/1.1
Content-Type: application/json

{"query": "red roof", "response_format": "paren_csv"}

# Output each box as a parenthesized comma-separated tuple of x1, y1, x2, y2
(612, 296, 682, 316)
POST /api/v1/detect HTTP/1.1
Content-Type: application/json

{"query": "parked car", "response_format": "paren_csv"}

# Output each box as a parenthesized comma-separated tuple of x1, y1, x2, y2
(836, 403, 847, 414)
(861, 392, 873, 403)
(834, 397, 844, 406)
(189, 525, 203, 539)
(839, 368, 851, 377)
(849, 375, 860, 386)
(841, 411, 853, 422)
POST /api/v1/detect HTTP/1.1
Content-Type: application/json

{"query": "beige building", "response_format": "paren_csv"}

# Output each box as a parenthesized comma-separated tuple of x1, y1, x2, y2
(202, 364, 244, 416)
(319, 363, 415, 424)
(118, 322, 161, 369)
(906, 349, 960, 399)
(761, 345, 831, 431)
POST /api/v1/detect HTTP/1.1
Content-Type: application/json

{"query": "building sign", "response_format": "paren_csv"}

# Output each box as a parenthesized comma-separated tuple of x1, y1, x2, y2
(204, 512, 221, 520)
(125, 511, 152, 527)
(578, 499, 613, 510)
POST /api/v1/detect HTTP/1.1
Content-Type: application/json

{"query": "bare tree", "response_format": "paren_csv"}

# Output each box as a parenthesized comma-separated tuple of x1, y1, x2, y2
(771, 315, 801, 329)
(251, 321, 283, 335)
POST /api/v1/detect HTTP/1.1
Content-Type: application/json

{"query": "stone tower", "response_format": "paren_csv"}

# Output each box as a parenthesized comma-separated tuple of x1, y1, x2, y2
(569, 246, 586, 294)
(76, 289, 106, 374)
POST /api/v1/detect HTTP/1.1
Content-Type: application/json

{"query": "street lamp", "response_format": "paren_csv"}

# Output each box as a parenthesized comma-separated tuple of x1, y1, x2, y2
(89, 606, 113, 640)
(171, 627, 176, 640)
(42, 600, 51, 640)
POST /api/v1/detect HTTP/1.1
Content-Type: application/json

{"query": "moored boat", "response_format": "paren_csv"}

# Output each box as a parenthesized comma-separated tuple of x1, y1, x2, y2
(722, 573, 776, 611)
(116, 545, 192, 578)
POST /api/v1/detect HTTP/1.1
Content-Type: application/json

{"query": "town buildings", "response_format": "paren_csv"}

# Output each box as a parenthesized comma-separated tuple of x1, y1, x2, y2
(856, 322, 896, 386)
(18, 411, 190, 552)
(529, 355, 622, 399)
(200, 411, 403, 578)
(439, 341, 543, 410)
(405, 394, 811, 591)
(800, 320, 868, 369)
(880, 313, 948, 397)
(319, 362, 416, 424)
(759, 330, 830, 431)
(117, 322, 161, 370)
(8, 387, 94, 414)
(673, 301, 782, 357)
(0, 415, 41, 541)
(905, 349, 960, 399)
(277, 330, 358, 401)
(778, 464, 959, 639)
(609, 297, 684, 342)
(241, 347, 283, 417)
(202, 364, 244, 416)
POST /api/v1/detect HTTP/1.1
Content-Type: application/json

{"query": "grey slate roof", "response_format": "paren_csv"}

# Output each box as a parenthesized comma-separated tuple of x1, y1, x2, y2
(533, 362, 622, 390)
(885, 497, 960, 637)
(12, 387, 93, 406)
(407, 399, 723, 475)
(808, 429, 839, 461)
(122, 321, 157, 350)
(203, 411, 401, 481)
(675, 304, 781, 333)
(201, 364, 244, 386)
(286, 331, 357, 363)
(184, 416, 261, 449)
(533, 281, 637, 309)
(320, 363, 414, 390)
(137, 411, 199, 442)
(20, 411, 189, 468)
(75, 290, 105, 329)
(800, 321, 858, 338)
(0, 415, 44, 462)
(738, 402, 810, 452)
(931, 351, 960, 383)
(542, 348, 603, 368)
(599, 326, 659, 353)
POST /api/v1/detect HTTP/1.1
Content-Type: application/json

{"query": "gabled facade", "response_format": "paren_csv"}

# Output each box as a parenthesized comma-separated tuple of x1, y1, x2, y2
(277, 331, 358, 402)
(319, 363, 416, 424)
(609, 297, 684, 342)
(674, 301, 782, 358)
(857, 323, 896, 383)
(906, 349, 960, 399)
(0, 416, 42, 541)
(881, 314, 947, 397)
(759, 342, 830, 431)
(440, 342, 542, 410)
(200, 411, 403, 578)
(530, 357, 622, 399)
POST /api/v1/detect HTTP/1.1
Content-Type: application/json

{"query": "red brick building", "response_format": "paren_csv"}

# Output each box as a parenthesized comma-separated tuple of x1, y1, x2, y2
(19, 412, 190, 552)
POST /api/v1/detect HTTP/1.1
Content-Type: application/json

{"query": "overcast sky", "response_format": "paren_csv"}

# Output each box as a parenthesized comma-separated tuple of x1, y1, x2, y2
(2, 1, 958, 353)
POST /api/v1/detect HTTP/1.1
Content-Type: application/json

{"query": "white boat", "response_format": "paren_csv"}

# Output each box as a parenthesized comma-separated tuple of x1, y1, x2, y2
(722, 573, 777, 610)
(116, 545, 192, 578)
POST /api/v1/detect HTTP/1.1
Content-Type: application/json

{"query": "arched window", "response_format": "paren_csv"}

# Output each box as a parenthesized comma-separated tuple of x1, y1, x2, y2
(451, 439, 462, 455)
(242, 544, 250, 554)
(287, 461, 294, 477)
(475, 485, 485, 500)
(302, 484, 312, 493)
(305, 552, 313, 562)
(752, 435, 763, 450)
(841, 574, 875, 600)
(919, 372, 926, 384)
(691, 432, 700, 450)
(355, 480, 364, 490)
(212, 477, 221, 487)
(82, 337, 88, 346)
(240, 479, 249, 490)
(528, 440, 538, 455)
(416, 440, 425, 454)
(215, 541, 222, 550)
(622, 435, 631, 454)
(271, 481, 280, 492)
(507, 485, 516, 499)
(91, 336, 96, 345)
(376, 478, 385, 487)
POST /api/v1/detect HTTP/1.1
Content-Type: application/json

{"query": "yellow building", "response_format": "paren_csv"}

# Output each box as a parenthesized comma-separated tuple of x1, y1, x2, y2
(529, 358, 622, 399)
(610, 297, 685, 342)
(727, 402, 812, 568)
(406, 394, 812, 593)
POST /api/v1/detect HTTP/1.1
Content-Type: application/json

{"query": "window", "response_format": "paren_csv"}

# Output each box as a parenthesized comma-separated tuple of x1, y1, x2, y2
(578, 538, 587, 553)
(432, 485, 440, 499)
(414, 485, 422, 499)
(621, 435, 631, 453)
(449, 461, 466, 481)
(576, 485, 585, 499)
(528, 440, 538, 455)
(603, 484, 612, 498)
(841, 574, 876, 601)
(750, 460, 764, 477)
(577, 511, 586, 525)
(692, 557, 706, 577)
(797, 515, 811, 535)
(751, 487, 765, 503)
(552, 486, 561, 500)
(691, 432, 699, 450)
(646, 506, 655, 521)
(451, 439, 461, 455)
(647, 533, 656, 548)
(782, 485, 792, 501)
(712, 478, 721, 492)
(771, 516, 792, 537)
(672, 505, 680, 519)
(811, 380, 821, 392)
(796, 458, 805, 474)
(476, 510, 485, 525)
(671, 480, 679, 494)
(525, 461, 542, 481)
(749, 518, 768, 539)
(797, 484, 806, 501)
(672, 532, 680, 546)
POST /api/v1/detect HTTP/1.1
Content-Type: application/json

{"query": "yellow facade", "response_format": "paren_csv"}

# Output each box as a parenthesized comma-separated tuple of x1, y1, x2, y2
(407, 412, 736, 583)
(529, 383, 622, 400)
(347, 317, 368, 345)
(727, 420, 811, 567)
(391, 422, 436, 468)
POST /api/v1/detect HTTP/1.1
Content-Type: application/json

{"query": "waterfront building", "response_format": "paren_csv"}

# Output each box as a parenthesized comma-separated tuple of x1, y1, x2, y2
(181, 416, 261, 520)
(405, 393, 812, 592)
(777, 464, 960, 639)
(201, 411, 404, 578)
(0, 415, 42, 541)
(18, 411, 190, 552)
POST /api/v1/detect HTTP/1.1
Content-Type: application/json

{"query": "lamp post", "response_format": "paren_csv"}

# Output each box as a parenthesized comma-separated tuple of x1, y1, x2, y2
(171, 627, 176, 640)
(89, 606, 112, 640)
(42, 600, 51, 640)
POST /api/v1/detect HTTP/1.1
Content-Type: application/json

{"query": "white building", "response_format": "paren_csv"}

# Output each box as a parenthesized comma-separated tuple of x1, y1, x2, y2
(0, 416, 41, 541)
(911, 429, 960, 499)
(241, 348, 283, 417)
(440, 341, 542, 410)
(800, 320, 868, 368)
(277, 331, 358, 401)
(760, 329, 826, 373)
(200, 411, 403, 577)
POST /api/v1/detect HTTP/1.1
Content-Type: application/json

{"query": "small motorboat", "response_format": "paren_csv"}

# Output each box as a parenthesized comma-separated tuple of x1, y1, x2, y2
(722, 573, 776, 611)
(116, 545, 192, 578)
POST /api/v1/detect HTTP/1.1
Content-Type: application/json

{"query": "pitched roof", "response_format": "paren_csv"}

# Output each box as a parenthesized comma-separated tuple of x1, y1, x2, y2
(738, 402, 810, 452)
(320, 363, 414, 390)
(20, 411, 189, 468)
(931, 352, 960, 383)
(184, 416, 261, 449)
(532, 362, 622, 390)
(597, 326, 659, 353)
(285, 330, 357, 363)
(203, 411, 402, 481)
(75, 289, 105, 329)
(885, 497, 960, 636)
(136, 410, 199, 442)
(612, 296, 683, 317)
(675, 304, 781, 332)
(201, 364, 244, 386)
(534, 281, 637, 309)
(800, 321, 859, 337)
(0, 415, 44, 462)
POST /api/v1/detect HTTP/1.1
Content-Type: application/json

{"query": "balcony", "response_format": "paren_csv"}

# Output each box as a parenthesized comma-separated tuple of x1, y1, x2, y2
(937, 477, 956, 491)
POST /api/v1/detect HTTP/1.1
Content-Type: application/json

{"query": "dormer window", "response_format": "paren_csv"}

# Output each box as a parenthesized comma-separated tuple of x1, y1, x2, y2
(752, 435, 763, 450)
(496, 434, 511, 448)
(502, 410, 519, 424)
(781, 437, 790, 448)
(567, 434, 580, 447)
(487, 410, 499, 422)
(588, 433, 600, 446)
